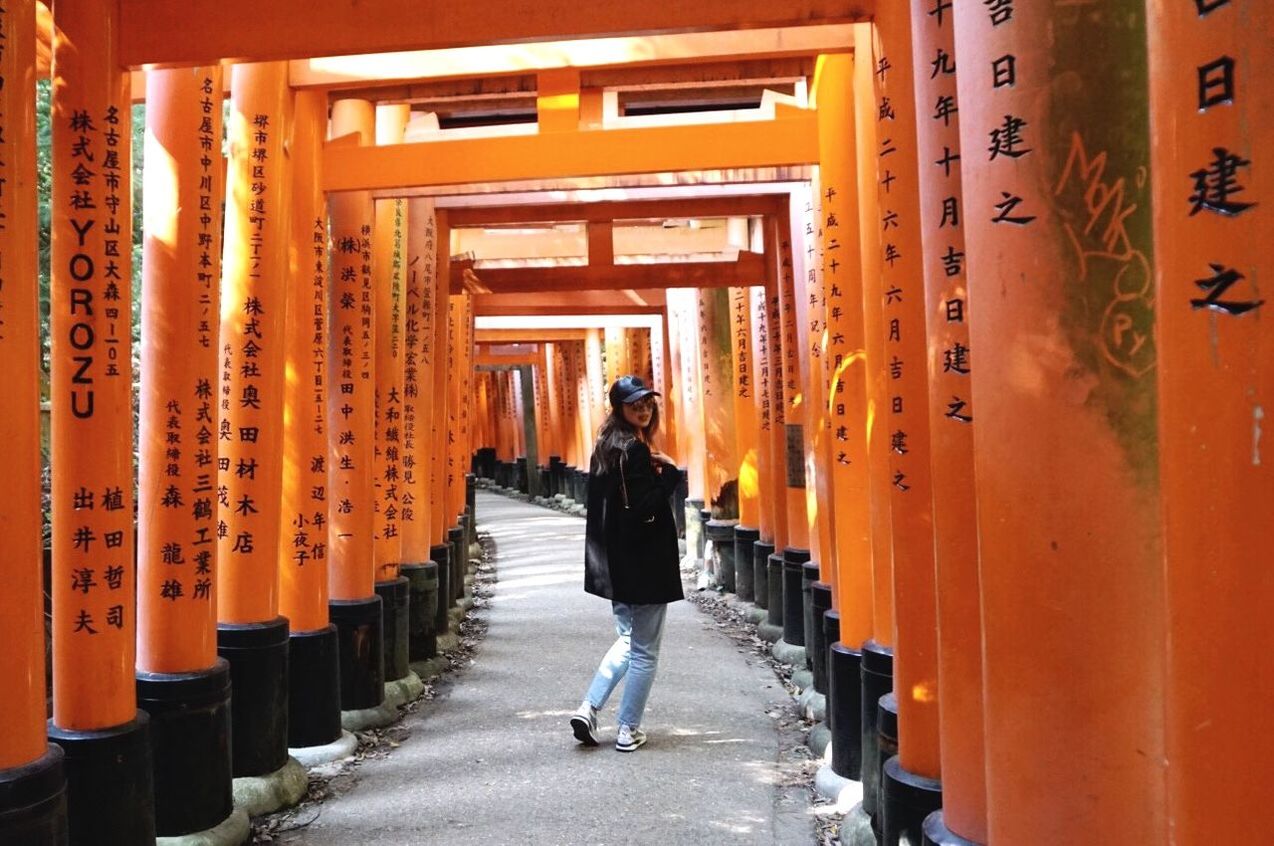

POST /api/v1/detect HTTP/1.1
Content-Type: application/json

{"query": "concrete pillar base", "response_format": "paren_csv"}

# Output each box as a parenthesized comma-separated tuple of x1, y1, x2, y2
(744, 606, 767, 625)
(839, 803, 878, 846)
(340, 701, 398, 732)
(288, 730, 358, 768)
(156, 807, 250, 846)
(797, 687, 827, 723)
(409, 656, 448, 682)
(791, 669, 814, 691)
(383, 671, 425, 709)
(757, 621, 784, 643)
(808, 721, 831, 757)
(922, 810, 982, 846)
(772, 638, 807, 667)
(0, 745, 67, 845)
(882, 756, 942, 846)
(813, 763, 863, 812)
(230, 757, 306, 817)
(375, 576, 411, 684)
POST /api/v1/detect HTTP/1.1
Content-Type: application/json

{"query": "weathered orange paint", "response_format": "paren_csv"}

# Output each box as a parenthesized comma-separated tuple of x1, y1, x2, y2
(328, 98, 377, 600)
(953, 4, 1166, 842)
(279, 89, 331, 634)
(401, 197, 439, 564)
(1149, 3, 1271, 843)
(853, 22, 894, 649)
(775, 210, 810, 551)
(138, 66, 225, 672)
(372, 105, 409, 581)
(813, 52, 873, 646)
(906, 3, 986, 835)
(217, 62, 289, 625)
(50, 0, 136, 730)
(729, 288, 761, 529)
(0, 0, 46, 768)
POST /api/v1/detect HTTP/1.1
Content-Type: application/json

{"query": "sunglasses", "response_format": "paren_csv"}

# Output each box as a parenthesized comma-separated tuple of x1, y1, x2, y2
(628, 398, 656, 412)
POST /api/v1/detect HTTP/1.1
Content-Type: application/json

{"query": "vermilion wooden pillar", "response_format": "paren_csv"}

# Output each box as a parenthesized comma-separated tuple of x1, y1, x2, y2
(813, 52, 874, 782)
(136, 65, 239, 837)
(952, 3, 1166, 843)
(729, 286, 761, 599)
(215, 62, 296, 784)
(0, 2, 66, 839)
(658, 309, 682, 465)
(48, 0, 153, 838)
(869, 8, 944, 836)
(371, 106, 410, 684)
(279, 89, 342, 751)
(764, 280, 790, 552)
(697, 288, 740, 519)
(1149, 3, 1271, 843)
(429, 210, 451, 547)
(906, 2, 987, 842)
(403, 197, 439, 562)
(748, 287, 777, 547)
(328, 98, 384, 711)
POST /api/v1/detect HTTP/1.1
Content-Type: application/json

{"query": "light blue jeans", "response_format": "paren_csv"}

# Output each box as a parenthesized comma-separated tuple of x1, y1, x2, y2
(584, 602, 669, 729)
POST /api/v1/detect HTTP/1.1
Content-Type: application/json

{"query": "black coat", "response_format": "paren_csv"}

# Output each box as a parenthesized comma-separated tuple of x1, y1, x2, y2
(584, 439, 684, 605)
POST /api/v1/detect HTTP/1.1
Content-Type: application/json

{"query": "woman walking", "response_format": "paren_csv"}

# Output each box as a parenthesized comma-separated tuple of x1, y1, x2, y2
(571, 375, 683, 752)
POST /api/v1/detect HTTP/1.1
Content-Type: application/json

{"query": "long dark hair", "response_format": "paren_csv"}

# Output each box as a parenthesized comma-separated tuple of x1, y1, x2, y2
(591, 400, 661, 475)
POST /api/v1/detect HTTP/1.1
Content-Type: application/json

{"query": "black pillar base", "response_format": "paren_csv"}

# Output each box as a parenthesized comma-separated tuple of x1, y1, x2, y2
(375, 576, 411, 682)
(861, 639, 894, 820)
(801, 563, 820, 669)
(751, 539, 773, 609)
(704, 519, 736, 592)
(673, 470, 688, 537)
(329, 597, 384, 711)
(448, 525, 465, 606)
(216, 617, 290, 777)
(49, 714, 154, 846)
(782, 548, 810, 645)
(922, 810, 982, 846)
(828, 641, 863, 779)
(287, 625, 342, 749)
(883, 756, 943, 846)
(136, 659, 233, 836)
(0, 745, 68, 846)
(430, 544, 451, 634)
(824, 609, 840, 649)
(733, 526, 759, 603)
(766, 553, 784, 626)
(402, 562, 439, 661)
(810, 582, 832, 693)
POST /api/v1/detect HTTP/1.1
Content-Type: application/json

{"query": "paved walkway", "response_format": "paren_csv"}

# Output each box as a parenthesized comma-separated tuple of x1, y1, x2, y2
(289, 491, 815, 845)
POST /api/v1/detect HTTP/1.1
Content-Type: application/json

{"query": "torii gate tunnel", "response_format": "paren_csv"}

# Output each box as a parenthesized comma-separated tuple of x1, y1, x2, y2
(0, 1, 1268, 845)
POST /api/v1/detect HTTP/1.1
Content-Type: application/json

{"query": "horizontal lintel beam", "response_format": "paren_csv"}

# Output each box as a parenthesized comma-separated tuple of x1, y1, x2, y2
(323, 115, 818, 192)
(455, 252, 768, 294)
(447, 195, 785, 227)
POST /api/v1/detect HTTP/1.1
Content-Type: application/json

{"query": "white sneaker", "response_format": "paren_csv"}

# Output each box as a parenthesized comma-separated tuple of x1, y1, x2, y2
(615, 724, 647, 752)
(570, 702, 599, 746)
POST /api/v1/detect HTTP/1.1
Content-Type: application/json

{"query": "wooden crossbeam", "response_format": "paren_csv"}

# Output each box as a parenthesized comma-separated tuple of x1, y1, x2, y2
(456, 251, 768, 294)
(447, 195, 785, 227)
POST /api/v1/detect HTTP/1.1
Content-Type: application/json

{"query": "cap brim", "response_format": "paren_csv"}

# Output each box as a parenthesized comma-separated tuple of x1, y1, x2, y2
(622, 389, 660, 403)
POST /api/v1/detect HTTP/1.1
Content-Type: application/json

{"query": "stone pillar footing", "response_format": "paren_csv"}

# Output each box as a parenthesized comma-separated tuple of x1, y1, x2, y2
(288, 730, 358, 768)
(329, 597, 385, 711)
(49, 713, 155, 845)
(766, 553, 784, 626)
(230, 757, 306, 818)
(155, 807, 250, 846)
(752, 540, 775, 610)
(922, 810, 983, 846)
(136, 659, 233, 836)
(429, 543, 452, 635)
(733, 526, 759, 602)
(0, 745, 68, 845)
(883, 756, 942, 846)
(402, 561, 439, 661)
(216, 617, 290, 777)
(287, 624, 342, 749)
(705, 519, 737, 592)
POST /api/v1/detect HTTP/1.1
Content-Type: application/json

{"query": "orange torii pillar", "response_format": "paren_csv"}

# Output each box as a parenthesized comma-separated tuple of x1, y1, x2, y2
(401, 197, 442, 663)
(215, 62, 301, 792)
(747, 285, 779, 616)
(584, 328, 607, 448)
(728, 287, 761, 603)
(662, 304, 690, 538)
(372, 105, 411, 687)
(533, 351, 551, 481)
(427, 209, 454, 639)
(813, 52, 874, 783)
(0, 2, 67, 840)
(698, 287, 741, 592)
(440, 295, 463, 608)
(457, 296, 477, 566)
(135, 66, 241, 839)
(47, 1, 154, 839)
(279, 89, 344, 753)
(906, 5, 986, 843)
(328, 98, 385, 712)
(952, 4, 1165, 844)
(793, 185, 838, 694)
(760, 274, 792, 638)
(651, 317, 678, 463)
(543, 343, 566, 495)
(774, 208, 814, 656)
(443, 294, 472, 608)
(867, 5, 945, 838)
(853, 20, 898, 829)
(1151, 7, 1271, 844)
(669, 290, 708, 563)
(603, 325, 625, 388)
